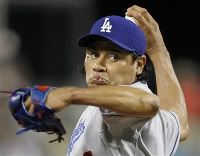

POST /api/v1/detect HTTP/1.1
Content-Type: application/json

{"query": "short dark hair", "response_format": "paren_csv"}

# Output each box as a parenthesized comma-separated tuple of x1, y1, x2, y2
(136, 54, 157, 94)
(78, 54, 157, 94)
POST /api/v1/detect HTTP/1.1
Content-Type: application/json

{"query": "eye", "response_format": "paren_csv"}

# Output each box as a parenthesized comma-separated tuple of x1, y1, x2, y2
(86, 49, 99, 59)
(109, 53, 120, 62)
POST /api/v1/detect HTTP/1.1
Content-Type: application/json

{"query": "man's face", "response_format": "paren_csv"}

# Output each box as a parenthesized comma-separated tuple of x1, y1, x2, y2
(84, 40, 146, 87)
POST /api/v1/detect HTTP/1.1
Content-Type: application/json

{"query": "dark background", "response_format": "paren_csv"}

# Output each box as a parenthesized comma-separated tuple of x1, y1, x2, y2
(8, 0, 199, 84)
(2, 1, 200, 155)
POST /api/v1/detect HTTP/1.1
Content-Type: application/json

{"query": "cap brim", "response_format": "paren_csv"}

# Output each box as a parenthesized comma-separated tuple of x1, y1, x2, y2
(78, 33, 137, 54)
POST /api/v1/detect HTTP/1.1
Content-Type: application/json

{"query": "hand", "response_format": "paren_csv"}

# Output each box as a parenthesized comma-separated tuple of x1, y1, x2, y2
(125, 5, 168, 55)
(25, 87, 73, 112)
(10, 87, 66, 143)
(45, 87, 73, 111)
(25, 96, 34, 113)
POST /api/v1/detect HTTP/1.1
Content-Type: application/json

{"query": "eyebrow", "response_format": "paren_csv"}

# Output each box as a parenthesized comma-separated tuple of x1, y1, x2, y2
(87, 48, 131, 58)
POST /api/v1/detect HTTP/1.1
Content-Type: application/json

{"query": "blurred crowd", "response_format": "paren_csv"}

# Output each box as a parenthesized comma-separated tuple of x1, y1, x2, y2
(0, 28, 49, 156)
(173, 58, 200, 156)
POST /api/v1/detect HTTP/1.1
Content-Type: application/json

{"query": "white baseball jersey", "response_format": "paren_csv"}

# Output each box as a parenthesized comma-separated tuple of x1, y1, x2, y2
(66, 82, 180, 156)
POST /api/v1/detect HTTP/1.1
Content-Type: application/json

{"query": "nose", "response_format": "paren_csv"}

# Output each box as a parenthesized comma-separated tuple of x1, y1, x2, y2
(93, 56, 107, 72)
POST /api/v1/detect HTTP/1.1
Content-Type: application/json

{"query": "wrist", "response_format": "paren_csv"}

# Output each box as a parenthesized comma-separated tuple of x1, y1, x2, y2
(61, 87, 76, 104)
(46, 87, 75, 111)
(147, 48, 170, 60)
(147, 46, 168, 55)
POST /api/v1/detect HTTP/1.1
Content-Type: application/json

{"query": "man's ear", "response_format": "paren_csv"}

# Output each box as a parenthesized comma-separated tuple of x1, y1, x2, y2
(136, 55, 146, 75)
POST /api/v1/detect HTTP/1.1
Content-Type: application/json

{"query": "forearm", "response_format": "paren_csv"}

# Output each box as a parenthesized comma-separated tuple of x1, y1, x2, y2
(149, 50, 189, 140)
(125, 4, 189, 140)
(48, 86, 159, 117)
(149, 51, 183, 108)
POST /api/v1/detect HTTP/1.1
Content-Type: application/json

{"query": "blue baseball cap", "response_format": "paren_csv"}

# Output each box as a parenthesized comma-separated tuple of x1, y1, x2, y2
(78, 15, 146, 56)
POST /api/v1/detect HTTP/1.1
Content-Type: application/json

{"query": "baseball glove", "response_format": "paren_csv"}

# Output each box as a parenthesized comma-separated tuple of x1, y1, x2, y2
(8, 85, 66, 143)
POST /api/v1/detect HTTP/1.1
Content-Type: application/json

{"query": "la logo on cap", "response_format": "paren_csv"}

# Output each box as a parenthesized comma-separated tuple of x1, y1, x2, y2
(100, 18, 112, 33)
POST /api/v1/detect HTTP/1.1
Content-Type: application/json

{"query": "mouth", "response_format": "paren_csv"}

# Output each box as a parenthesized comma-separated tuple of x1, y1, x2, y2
(89, 75, 109, 85)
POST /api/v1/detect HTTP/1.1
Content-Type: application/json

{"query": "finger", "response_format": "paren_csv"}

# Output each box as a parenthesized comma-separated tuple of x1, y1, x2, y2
(25, 96, 31, 108)
(24, 96, 35, 113)
(126, 5, 159, 31)
(28, 104, 35, 113)
(125, 9, 153, 32)
(127, 5, 157, 24)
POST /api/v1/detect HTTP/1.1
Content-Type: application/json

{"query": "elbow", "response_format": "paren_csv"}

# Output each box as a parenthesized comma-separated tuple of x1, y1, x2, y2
(180, 123, 190, 141)
(150, 96, 160, 117)
(140, 95, 160, 117)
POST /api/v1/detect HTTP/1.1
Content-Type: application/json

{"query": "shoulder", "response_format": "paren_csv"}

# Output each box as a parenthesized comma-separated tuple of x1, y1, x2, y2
(154, 110, 180, 139)
(140, 110, 180, 155)
(159, 110, 180, 127)
(142, 110, 180, 136)
(159, 110, 180, 143)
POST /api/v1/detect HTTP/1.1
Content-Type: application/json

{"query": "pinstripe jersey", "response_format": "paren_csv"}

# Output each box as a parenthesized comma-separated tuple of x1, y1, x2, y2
(67, 82, 180, 156)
